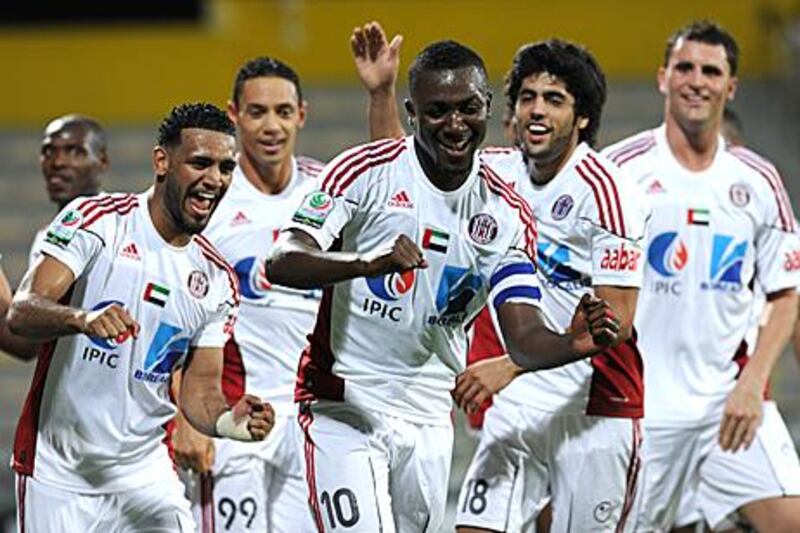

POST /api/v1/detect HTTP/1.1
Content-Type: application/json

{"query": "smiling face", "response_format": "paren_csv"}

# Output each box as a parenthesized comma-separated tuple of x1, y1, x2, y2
(512, 71, 587, 167)
(229, 76, 306, 172)
(153, 128, 237, 236)
(40, 122, 106, 207)
(406, 66, 490, 186)
(659, 38, 737, 133)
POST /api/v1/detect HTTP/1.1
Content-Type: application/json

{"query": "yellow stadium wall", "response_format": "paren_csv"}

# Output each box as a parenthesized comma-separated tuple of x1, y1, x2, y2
(0, 0, 794, 125)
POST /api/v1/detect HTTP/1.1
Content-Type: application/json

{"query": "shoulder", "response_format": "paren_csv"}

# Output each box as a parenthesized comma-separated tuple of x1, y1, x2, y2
(73, 193, 139, 230)
(296, 155, 325, 179)
(479, 147, 525, 185)
(319, 137, 409, 197)
(191, 234, 240, 303)
(601, 129, 657, 167)
(478, 162, 538, 257)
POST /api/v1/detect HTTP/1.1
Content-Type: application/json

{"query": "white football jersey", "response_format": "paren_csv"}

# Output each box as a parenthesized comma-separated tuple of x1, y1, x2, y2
(13, 192, 239, 493)
(603, 125, 799, 426)
(282, 136, 541, 424)
(203, 157, 323, 416)
(480, 143, 649, 416)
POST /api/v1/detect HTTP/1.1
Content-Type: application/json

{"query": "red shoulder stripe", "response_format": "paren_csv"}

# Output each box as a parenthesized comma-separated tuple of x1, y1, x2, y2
(587, 153, 627, 238)
(728, 147, 795, 232)
(576, 159, 619, 235)
(607, 132, 655, 163)
(326, 141, 407, 197)
(480, 164, 538, 261)
(320, 138, 400, 193)
(194, 235, 240, 335)
(80, 195, 139, 229)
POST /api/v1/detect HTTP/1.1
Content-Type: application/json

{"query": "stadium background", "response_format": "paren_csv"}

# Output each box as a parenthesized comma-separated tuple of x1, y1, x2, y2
(1, 0, 799, 529)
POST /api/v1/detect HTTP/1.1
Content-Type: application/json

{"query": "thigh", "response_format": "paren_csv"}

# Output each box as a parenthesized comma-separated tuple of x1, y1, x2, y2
(118, 474, 195, 533)
(267, 461, 317, 533)
(300, 405, 392, 533)
(549, 417, 641, 533)
(698, 402, 800, 530)
(390, 421, 453, 533)
(455, 402, 546, 532)
(17, 475, 114, 533)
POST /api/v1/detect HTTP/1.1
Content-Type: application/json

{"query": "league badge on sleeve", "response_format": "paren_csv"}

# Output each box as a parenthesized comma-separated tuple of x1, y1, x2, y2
(292, 191, 334, 229)
(45, 209, 82, 247)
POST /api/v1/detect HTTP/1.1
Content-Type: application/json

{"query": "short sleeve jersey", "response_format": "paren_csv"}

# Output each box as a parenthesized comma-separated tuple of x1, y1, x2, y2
(13, 191, 239, 493)
(480, 143, 649, 417)
(282, 136, 541, 424)
(602, 125, 799, 426)
(203, 157, 323, 415)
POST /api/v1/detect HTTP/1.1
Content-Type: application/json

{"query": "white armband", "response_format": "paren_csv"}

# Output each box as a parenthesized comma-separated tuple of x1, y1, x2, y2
(215, 409, 253, 441)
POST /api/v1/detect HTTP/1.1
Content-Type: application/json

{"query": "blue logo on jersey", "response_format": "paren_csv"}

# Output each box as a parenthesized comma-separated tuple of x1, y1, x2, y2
(234, 256, 272, 299)
(647, 232, 689, 277)
(87, 300, 133, 349)
(703, 235, 747, 291)
(536, 242, 590, 289)
(366, 271, 416, 301)
(426, 266, 483, 326)
(134, 322, 191, 383)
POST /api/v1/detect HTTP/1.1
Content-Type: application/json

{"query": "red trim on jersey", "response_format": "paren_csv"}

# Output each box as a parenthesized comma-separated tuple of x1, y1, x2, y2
(76, 193, 129, 214)
(617, 420, 642, 532)
(80, 194, 139, 229)
(221, 336, 246, 405)
(17, 475, 26, 533)
(465, 307, 506, 430)
(12, 339, 58, 476)
(297, 155, 324, 177)
(299, 408, 326, 532)
(577, 158, 623, 236)
(575, 162, 612, 233)
(479, 164, 538, 261)
(194, 234, 241, 335)
(586, 332, 644, 418)
(200, 472, 215, 533)
(321, 138, 405, 196)
(586, 153, 627, 238)
(295, 286, 345, 403)
(607, 133, 656, 166)
(728, 146, 795, 232)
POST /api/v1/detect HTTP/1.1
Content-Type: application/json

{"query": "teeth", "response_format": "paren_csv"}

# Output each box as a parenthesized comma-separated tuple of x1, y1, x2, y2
(528, 124, 548, 134)
(195, 191, 215, 200)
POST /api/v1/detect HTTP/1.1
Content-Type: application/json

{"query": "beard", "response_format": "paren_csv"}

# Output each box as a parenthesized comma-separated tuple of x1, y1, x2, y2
(163, 173, 209, 236)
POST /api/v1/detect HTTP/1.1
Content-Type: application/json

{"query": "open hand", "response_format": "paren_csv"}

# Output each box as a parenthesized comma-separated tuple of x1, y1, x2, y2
(351, 21, 403, 93)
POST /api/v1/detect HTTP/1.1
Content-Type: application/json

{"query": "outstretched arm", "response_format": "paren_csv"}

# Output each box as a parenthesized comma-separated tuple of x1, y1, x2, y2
(266, 228, 427, 289)
(0, 263, 37, 359)
(351, 21, 406, 140)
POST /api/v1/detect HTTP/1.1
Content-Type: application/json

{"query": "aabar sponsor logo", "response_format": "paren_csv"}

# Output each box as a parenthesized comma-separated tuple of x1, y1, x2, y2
(599, 244, 641, 272)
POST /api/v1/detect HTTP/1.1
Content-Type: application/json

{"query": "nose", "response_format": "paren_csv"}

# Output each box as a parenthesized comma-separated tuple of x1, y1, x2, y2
(51, 147, 69, 168)
(262, 110, 280, 132)
(529, 96, 547, 118)
(443, 111, 468, 136)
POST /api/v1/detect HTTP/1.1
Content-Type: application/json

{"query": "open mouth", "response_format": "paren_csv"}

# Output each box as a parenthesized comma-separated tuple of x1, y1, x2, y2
(437, 138, 472, 158)
(186, 189, 218, 219)
(524, 123, 552, 143)
(257, 138, 285, 155)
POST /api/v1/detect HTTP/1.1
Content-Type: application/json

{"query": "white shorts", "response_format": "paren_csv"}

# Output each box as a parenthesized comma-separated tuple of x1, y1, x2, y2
(17, 472, 194, 532)
(297, 401, 453, 533)
(638, 401, 800, 531)
(455, 397, 642, 533)
(182, 413, 315, 533)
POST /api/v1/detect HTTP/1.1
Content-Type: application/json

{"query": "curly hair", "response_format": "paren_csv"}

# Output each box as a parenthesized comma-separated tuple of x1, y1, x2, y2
(504, 39, 606, 147)
(157, 103, 235, 147)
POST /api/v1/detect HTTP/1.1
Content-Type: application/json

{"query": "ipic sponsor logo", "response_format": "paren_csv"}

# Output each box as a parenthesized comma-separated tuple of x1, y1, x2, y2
(83, 300, 130, 369)
(701, 235, 747, 292)
(599, 244, 641, 272)
(647, 232, 688, 296)
(363, 270, 415, 322)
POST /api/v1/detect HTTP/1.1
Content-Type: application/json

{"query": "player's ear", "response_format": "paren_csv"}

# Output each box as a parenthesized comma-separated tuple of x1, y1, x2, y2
(486, 90, 493, 117)
(727, 76, 738, 102)
(226, 100, 239, 125)
(404, 99, 416, 128)
(152, 146, 169, 182)
(577, 116, 590, 131)
(297, 100, 308, 129)
(657, 66, 668, 96)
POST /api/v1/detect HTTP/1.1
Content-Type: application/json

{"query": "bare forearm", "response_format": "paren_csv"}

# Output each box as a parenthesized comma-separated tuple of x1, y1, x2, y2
(505, 326, 583, 371)
(267, 248, 368, 289)
(180, 379, 229, 437)
(0, 320, 38, 360)
(743, 289, 797, 385)
(368, 87, 405, 141)
(7, 294, 85, 340)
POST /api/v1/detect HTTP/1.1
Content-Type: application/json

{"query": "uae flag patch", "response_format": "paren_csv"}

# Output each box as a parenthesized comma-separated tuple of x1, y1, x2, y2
(422, 227, 449, 253)
(687, 208, 710, 226)
(143, 282, 170, 308)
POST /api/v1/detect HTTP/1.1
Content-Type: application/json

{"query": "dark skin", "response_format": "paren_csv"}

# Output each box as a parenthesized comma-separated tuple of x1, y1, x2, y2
(268, 65, 621, 383)
(8, 126, 273, 441)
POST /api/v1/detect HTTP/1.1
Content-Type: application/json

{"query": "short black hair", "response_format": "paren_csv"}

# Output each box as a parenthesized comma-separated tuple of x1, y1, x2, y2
(505, 40, 607, 147)
(46, 114, 108, 157)
(408, 40, 487, 93)
(664, 20, 739, 75)
(232, 57, 303, 105)
(157, 103, 235, 147)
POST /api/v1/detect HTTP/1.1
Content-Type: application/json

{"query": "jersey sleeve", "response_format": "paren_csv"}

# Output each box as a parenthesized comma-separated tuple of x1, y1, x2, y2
(191, 281, 239, 348)
(487, 230, 541, 314)
(281, 149, 367, 250)
(37, 198, 104, 279)
(755, 195, 800, 295)
(589, 175, 650, 287)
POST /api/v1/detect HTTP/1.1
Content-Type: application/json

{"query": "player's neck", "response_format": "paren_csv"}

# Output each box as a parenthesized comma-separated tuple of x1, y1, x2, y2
(147, 193, 191, 247)
(525, 143, 576, 186)
(665, 113, 720, 172)
(239, 152, 293, 195)
(414, 141, 470, 192)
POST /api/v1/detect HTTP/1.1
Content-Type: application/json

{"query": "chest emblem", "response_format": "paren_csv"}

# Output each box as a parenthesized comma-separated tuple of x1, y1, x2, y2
(468, 213, 498, 245)
(119, 242, 141, 261)
(729, 183, 751, 207)
(388, 189, 414, 209)
(551, 194, 574, 220)
(187, 270, 209, 299)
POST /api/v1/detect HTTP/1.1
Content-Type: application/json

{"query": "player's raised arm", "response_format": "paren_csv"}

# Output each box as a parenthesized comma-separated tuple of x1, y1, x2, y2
(0, 262, 37, 359)
(179, 346, 274, 441)
(268, 228, 427, 289)
(351, 21, 406, 140)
